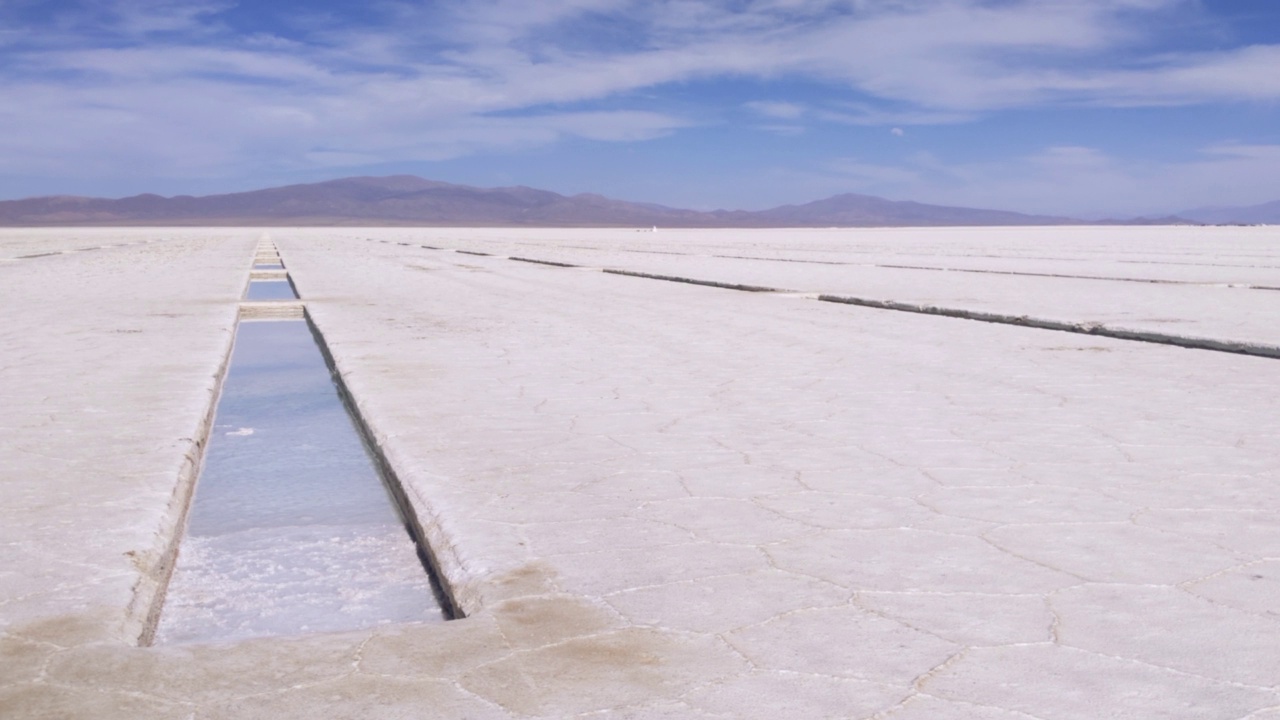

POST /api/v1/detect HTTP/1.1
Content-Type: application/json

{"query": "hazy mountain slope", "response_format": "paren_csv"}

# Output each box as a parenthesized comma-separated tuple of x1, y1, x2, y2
(746, 193, 1073, 226)
(0, 175, 1080, 227)
(1181, 200, 1280, 225)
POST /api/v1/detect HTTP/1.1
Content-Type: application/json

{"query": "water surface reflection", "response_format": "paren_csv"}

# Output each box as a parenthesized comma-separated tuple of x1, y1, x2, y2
(156, 320, 445, 644)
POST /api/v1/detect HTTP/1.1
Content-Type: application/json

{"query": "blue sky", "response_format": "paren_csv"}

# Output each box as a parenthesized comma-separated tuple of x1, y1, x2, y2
(2, 0, 1279, 217)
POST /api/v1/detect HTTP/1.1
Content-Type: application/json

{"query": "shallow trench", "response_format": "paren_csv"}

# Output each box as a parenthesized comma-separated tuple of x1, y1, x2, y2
(151, 247, 452, 645)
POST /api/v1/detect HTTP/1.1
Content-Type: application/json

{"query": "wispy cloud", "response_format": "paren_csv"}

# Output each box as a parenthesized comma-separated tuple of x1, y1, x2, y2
(784, 141, 1280, 217)
(745, 101, 806, 120)
(1, 0, 1279, 205)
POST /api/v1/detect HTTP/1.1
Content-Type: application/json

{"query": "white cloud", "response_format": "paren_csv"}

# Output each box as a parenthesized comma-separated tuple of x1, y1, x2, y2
(890, 127, 904, 137)
(788, 142, 1280, 218)
(1030, 146, 1111, 169)
(745, 101, 806, 119)
(825, 157, 922, 186)
(108, 1, 232, 35)
(815, 103, 974, 127)
(2, 0, 1280, 203)
(755, 123, 806, 136)
(535, 110, 692, 142)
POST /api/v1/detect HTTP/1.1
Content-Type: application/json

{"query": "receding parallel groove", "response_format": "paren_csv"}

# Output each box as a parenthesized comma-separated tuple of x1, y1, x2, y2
(602, 268, 785, 293)
(509, 256, 581, 268)
(707, 252, 1280, 288)
(870, 262, 1279, 288)
(404, 236, 1280, 291)
(300, 308, 463, 620)
(134, 309, 239, 646)
(6, 239, 169, 262)
(151, 242, 460, 644)
(253, 238, 460, 618)
(816, 293, 1280, 359)
(713, 253, 846, 266)
(385, 239, 1280, 360)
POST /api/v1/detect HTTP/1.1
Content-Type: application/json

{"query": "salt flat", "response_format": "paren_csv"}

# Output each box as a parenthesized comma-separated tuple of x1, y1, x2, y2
(2, 226, 1279, 719)
(379, 226, 1280, 349)
(0, 228, 196, 260)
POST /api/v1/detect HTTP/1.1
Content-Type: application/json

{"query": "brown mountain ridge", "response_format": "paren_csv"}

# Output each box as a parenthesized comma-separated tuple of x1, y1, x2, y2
(0, 175, 1097, 227)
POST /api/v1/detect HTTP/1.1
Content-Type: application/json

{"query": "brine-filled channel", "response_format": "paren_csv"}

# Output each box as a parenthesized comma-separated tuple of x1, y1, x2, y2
(155, 319, 447, 645)
(245, 279, 297, 301)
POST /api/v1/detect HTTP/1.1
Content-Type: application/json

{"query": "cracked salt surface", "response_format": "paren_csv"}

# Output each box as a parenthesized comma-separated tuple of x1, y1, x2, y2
(154, 320, 444, 645)
(6, 227, 1280, 718)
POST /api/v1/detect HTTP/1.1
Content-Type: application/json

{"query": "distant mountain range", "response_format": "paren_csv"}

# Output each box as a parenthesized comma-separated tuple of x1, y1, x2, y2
(1180, 200, 1280, 225)
(0, 174, 1232, 227)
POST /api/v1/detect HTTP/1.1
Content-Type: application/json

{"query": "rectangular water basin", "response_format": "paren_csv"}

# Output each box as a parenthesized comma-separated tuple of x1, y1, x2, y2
(154, 319, 448, 644)
(245, 280, 298, 301)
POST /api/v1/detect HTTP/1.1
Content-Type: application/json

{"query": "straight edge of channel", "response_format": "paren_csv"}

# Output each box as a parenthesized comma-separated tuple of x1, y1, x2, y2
(815, 294, 1280, 359)
(601, 267, 786, 293)
(301, 308, 466, 621)
(409, 243, 1280, 360)
(127, 307, 242, 647)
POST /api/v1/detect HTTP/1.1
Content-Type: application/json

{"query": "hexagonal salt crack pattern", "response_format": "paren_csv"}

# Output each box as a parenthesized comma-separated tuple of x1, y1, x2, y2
(1136, 509, 1280, 558)
(984, 522, 1249, 585)
(674, 464, 809, 498)
(767, 528, 1078, 593)
(0, 634, 57, 687)
(882, 694, 1054, 719)
(356, 613, 512, 680)
(551, 542, 769, 597)
(458, 628, 748, 717)
(857, 591, 1054, 646)
(206, 675, 512, 720)
(43, 631, 363, 705)
(724, 605, 959, 685)
(633, 497, 814, 545)
(755, 492, 946, 531)
(795, 466, 940, 497)
(521, 517, 694, 556)
(921, 644, 1280, 720)
(918, 485, 1134, 524)
(488, 594, 624, 651)
(1187, 559, 1280, 617)
(0, 683, 188, 720)
(604, 568, 849, 634)
(1099, 474, 1280, 512)
(682, 670, 910, 719)
(1051, 584, 1280, 688)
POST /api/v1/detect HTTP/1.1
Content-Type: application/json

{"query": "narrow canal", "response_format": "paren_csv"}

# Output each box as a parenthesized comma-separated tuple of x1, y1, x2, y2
(244, 279, 297, 301)
(155, 318, 448, 645)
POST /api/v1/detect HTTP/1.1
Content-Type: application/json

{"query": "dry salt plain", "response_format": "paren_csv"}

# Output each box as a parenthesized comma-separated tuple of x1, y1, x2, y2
(2, 225, 1280, 719)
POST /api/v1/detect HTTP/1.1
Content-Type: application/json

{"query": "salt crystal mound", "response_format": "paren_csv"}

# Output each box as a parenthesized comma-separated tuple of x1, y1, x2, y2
(155, 320, 444, 645)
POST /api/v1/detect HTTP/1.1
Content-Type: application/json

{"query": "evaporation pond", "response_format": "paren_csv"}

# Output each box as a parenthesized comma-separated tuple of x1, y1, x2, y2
(155, 320, 445, 645)
(245, 280, 297, 300)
